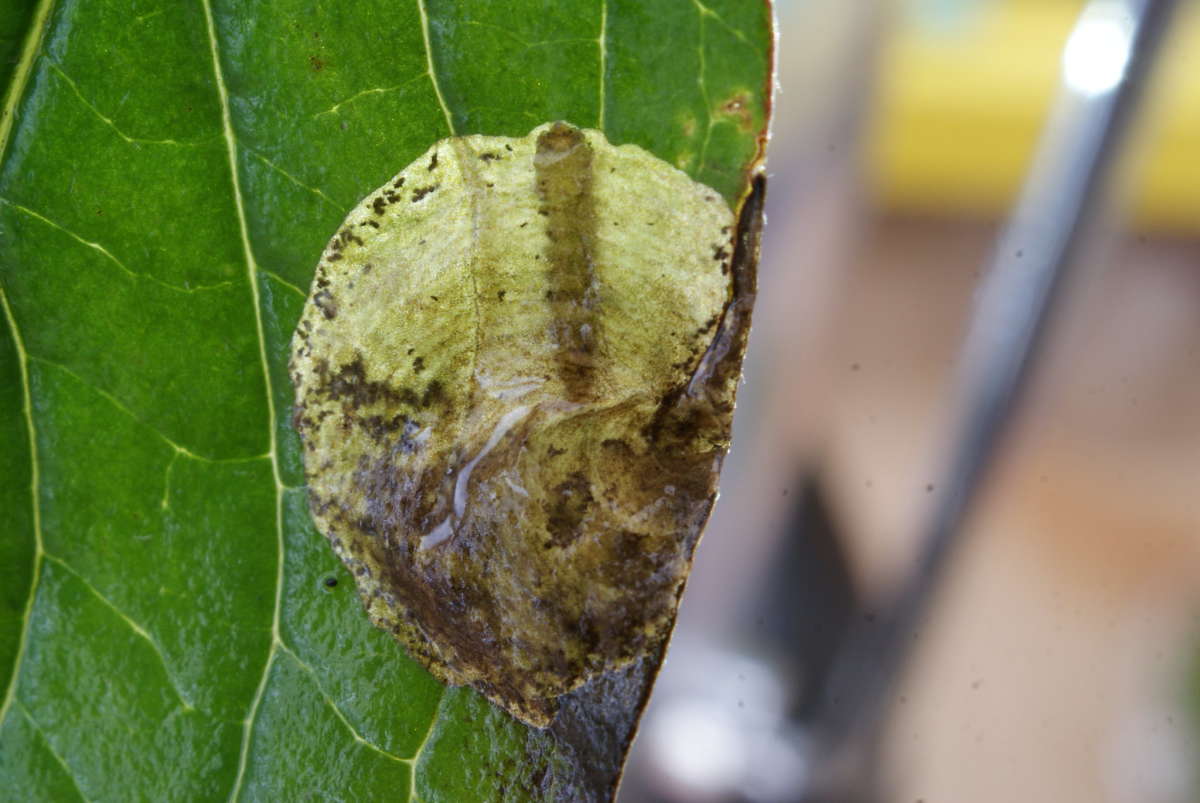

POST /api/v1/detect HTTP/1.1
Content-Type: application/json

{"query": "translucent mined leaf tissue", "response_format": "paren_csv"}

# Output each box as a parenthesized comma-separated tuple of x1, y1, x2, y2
(290, 122, 762, 727)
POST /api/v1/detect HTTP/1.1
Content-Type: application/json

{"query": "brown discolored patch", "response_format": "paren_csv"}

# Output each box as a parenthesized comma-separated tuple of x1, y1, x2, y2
(312, 289, 337, 320)
(289, 123, 764, 729)
(715, 90, 756, 132)
(544, 472, 594, 548)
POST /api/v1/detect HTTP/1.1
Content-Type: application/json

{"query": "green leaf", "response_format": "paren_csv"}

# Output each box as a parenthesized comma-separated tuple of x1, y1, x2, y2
(0, 1, 37, 99)
(0, 0, 771, 799)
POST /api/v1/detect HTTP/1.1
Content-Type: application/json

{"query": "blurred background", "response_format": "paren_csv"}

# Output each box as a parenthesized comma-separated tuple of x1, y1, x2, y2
(619, 0, 1200, 801)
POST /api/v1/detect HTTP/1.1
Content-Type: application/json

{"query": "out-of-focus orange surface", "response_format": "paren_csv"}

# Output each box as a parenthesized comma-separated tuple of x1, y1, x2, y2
(871, 0, 1200, 233)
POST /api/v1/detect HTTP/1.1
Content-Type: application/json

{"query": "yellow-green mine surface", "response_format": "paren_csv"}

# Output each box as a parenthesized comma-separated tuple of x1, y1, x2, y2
(290, 122, 759, 727)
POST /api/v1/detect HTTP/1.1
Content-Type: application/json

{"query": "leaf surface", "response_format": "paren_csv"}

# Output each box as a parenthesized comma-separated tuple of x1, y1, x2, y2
(0, 1, 771, 799)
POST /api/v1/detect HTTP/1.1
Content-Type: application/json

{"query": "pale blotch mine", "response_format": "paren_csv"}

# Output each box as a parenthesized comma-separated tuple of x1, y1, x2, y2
(289, 121, 760, 727)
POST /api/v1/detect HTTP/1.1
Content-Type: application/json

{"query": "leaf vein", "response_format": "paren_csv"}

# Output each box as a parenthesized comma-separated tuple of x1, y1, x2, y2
(597, 0, 607, 129)
(244, 147, 346, 211)
(29, 355, 267, 463)
(459, 20, 594, 51)
(262, 269, 308, 299)
(0, 0, 57, 163)
(48, 63, 220, 147)
(277, 643, 412, 765)
(311, 73, 429, 122)
(15, 701, 91, 803)
(416, 0, 455, 135)
(0, 198, 236, 294)
(0, 289, 44, 732)
(160, 450, 179, 510)
(692, 0, 713, 170)
(406, 687, 447, 801)
(42, 553, 195, 710)
(692, 0, 762, 55)
(199, 2, 287, 799)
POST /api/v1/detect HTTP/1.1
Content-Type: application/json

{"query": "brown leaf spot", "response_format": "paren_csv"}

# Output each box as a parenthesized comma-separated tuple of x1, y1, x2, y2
(544, 472, 594, 548)
(411, 185, 438, 202)
(715, 91, 755, 132)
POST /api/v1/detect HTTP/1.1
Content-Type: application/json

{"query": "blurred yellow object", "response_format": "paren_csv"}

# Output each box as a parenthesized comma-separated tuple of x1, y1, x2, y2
(869, 0, 1200, 233)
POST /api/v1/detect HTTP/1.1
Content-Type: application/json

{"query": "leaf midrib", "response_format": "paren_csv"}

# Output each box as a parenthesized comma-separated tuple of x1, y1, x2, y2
(0, 289, 43, 742)
(196, 1, 287, 798)
(0, 0, 56, 743)
(416, 0, 456, 135)
(0, 0, 56, 162)
(198, 1, 458, 797)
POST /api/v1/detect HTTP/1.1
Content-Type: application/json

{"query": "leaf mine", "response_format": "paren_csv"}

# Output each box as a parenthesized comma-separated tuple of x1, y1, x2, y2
(290, 121, 761, 727)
